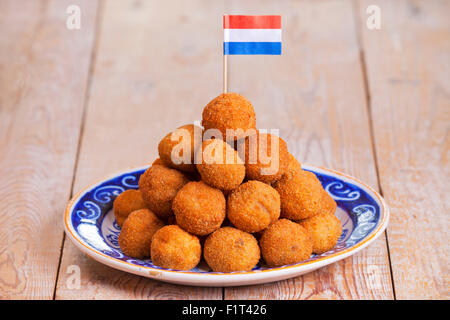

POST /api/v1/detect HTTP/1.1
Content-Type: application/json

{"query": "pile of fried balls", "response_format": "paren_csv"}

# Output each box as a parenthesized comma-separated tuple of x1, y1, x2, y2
(114, 93, 342, 272)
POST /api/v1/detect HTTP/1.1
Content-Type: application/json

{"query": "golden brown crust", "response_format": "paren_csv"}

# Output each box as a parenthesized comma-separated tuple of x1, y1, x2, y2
(260, 219, 313, 267)
(201, 93, 256, 141)
(158, 124, 203, 172)
(118, 209, 165, 259)
(172, 181, 226, 235)
(113, 189, 147, 227)
(273, 170, 325, 220)
(196, 139, 245, 191)
(150, 225, 201, 270)
(138, 165, 190, 219)
(321, 190, 337, 215)
(152, 158, 165, 166)
(203, 227, 260, 272)
(282, 152, 302, 179)
(243, 132, 289, 184)
(299, 213, 342, 254)
(227, 181, 280, 233)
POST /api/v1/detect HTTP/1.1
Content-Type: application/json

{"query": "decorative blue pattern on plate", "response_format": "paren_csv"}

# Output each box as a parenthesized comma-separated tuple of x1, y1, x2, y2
(68, 165, 383, 275)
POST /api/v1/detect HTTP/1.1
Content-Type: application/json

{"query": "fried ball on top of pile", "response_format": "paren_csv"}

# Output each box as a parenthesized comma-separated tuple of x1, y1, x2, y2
(203, 227, 260, 272)
(172, 181, 226, 235)
(242, 131, 289, 184)
(260, 219, 313, 267)
(202, 93, 256, 141)
(118, 209, 165, 259)
(195, 139, 245, 191)
(299, 213, 342, 254)
(139, 165, 189, 219)
(113, 189, 147, 227)
(273, 169, 324, 220)
(227, 180, 280, 233)
(158, 124, 203, 173)
(151, 225, 201, 270)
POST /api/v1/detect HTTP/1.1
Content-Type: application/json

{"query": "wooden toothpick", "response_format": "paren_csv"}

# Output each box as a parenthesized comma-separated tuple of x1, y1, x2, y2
(223, 54, 228, 93)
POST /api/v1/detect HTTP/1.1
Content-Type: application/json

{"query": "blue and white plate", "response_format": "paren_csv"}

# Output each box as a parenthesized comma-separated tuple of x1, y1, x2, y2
(65, 164, 389, 287)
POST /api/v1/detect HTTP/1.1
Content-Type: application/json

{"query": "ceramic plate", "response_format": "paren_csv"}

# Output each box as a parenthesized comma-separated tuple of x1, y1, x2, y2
(64, 164, 389, 287)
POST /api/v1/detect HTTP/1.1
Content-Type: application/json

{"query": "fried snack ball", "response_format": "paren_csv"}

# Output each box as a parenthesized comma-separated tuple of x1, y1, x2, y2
(243, 131, 289, 184)
(173, 181, 226, 235)
(118, 209, 165, 259)
(152, 158, 165, 166)
(299, 213, 342, 254)
(260, 219, 313, 267)
(151, 225, 201, 270)
(227, 181, 280, 233)
(273, 169, 324, 220)
(202, 93, 256, 141)
(297, 170, 336, 215)
(322, 191, 337, 215)
(155, 154, 200, 182)
(203, 227, 260, 272)
(196, 139, 245, 191)
(283, 152, 302, 179)
(139, 165, 190, 219)
(158, 124, 203, 173)
(113, 189, 147, 227)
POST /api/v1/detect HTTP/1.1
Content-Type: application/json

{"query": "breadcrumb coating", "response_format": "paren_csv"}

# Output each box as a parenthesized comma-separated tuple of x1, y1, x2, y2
(299, 170, 337, 215)
(158, 124, 203, 173)
(260, 219, 313, 267)
(202, 93, 256, 141)
(204, 227, 260, 272)
(151, 225, 201, 270)
(243, 131, 289, 184)
(113, 189, 147, 227)
(118, 209, 165, 259)
(299, 213, 342, 254)
(322, 190, 337, 215)
(282, 152, 302, 179)
(274, 169, 325, 220)
(173, 181, 226, 235)
(227, 181, 280, 233)
(196, 139, 245, 191)
(138, 165, 189, 219)
(152, 158, 164, 166)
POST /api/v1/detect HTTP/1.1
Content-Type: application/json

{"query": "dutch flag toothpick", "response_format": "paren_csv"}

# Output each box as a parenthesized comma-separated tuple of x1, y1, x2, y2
(222, 15, 282, 93)
(223, 15, 282, 55)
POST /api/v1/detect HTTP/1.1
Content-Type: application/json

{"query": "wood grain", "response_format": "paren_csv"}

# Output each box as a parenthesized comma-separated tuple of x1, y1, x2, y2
(224, 0, 394, 299)
(358, 0, 449, 299)
(0, 0, 99, 299)
(5, 0, 445, 300)
(54, 0, 224, 299)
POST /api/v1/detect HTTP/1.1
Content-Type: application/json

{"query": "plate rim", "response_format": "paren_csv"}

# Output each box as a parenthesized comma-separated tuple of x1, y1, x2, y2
(64, 164, 389, 285)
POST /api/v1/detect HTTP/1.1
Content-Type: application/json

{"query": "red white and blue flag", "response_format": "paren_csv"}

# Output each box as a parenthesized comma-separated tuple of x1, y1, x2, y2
(223, 15, 282, 55)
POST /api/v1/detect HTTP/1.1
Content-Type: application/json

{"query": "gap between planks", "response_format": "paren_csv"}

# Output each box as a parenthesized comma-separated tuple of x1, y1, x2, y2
(51, 0, 105, 300)
(351, 0, 397, 300)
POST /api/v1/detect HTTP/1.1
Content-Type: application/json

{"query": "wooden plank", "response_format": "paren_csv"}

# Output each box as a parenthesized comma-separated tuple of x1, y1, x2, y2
(0, 0, 99, 299)
(55, 0, 224, 299)
(358, 0, 449, 299)
(224, 0, 394, 299)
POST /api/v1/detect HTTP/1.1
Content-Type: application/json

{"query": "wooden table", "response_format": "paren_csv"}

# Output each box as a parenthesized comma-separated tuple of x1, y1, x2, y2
(0, 0, 448, 300)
